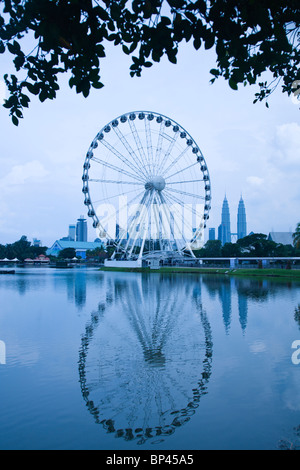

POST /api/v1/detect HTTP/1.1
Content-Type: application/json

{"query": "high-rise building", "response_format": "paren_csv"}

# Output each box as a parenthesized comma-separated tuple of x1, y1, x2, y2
(68, 224, 76, 241)
(76, 215, 88, 242)
(33, 238, 42, 247)
(209, 228, 215, 240)
(237, 196, 247, 240)
(218, 195, 231, 246)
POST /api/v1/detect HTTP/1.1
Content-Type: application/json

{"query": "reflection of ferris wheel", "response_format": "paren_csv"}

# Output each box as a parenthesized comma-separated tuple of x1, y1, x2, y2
(78, 274, 213, 445)
(82, 111, 211, 259)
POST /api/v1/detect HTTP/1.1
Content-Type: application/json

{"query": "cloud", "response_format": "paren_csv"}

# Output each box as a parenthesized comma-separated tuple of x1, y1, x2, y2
(246, 176, 264, 186)
(274, 122, 300, 166)
(249, 340, 267, 354)
(1, 160, 49, 187)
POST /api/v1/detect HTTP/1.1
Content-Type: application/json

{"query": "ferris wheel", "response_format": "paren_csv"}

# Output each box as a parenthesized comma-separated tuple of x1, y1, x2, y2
(82, 111, 211, 260)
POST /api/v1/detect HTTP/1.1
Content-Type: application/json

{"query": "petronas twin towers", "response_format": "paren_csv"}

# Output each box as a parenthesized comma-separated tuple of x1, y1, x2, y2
(218, 195, 247, 245)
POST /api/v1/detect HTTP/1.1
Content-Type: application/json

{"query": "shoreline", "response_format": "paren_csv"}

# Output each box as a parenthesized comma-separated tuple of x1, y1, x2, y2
(100, 266, 300, 280)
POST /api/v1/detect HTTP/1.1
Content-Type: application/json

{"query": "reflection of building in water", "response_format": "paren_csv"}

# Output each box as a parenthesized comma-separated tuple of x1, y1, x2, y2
(202, 276, 251, 334)
(201, 276, 233, 334)
(202, 276, 285, 335)
(78, 273, 213, 445)
(74, 271, 87, 309)
(220, 280, 232, 335)
(238, 293, 248, 334)
(65, 270, 87, 310)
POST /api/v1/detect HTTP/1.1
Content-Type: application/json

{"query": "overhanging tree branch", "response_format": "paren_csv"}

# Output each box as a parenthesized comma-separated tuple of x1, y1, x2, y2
(0, 0, 299, 125)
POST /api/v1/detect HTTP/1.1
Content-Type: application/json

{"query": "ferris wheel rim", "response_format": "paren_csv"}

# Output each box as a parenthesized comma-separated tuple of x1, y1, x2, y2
(82, 110, 212, 258)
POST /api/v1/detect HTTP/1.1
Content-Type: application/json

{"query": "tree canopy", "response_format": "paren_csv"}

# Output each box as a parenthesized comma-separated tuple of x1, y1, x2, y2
(193, 232, 299, 258)
(0, 235, 47, 260)
(293, 222, 300, 249)
(0, 0, 299, 124)
(58, 247, 76, 258)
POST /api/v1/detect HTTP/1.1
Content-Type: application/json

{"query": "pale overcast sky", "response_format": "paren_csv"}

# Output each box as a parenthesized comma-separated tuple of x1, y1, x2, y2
(0, 41, 299, 246)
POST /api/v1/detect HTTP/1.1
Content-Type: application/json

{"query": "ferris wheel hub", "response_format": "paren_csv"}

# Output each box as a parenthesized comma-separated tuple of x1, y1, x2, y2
(145, 176, 166, 191)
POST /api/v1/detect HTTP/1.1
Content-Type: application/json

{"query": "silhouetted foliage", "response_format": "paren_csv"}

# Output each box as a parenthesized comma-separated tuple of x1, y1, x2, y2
(1, 0, 299, 124)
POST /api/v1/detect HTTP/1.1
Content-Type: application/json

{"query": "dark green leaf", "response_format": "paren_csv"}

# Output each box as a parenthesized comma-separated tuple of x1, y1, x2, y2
(229, 78, 238, 90)
(12, 115, 19, 126)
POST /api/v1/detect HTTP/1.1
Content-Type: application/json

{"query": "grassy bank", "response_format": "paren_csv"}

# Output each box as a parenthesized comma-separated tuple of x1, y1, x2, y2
(100, 266, 300, 280)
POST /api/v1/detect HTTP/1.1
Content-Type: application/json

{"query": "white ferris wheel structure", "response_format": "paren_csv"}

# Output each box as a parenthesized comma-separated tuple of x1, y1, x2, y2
(82, 111, 211, 261)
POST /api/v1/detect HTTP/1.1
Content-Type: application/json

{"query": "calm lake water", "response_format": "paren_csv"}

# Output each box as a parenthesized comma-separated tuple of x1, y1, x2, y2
(0, 267, 300, 450)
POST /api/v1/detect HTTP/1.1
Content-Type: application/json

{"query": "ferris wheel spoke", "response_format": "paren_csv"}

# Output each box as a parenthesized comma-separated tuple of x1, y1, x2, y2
(165, 186, 205, 200)
(161, 146, 190, 178)
(92, 186, 141, 205)
(161, 192, 195, 257)
(113, 126, 150, 180)
(99, 188, 146, 240)
(91, 156, 145, 183)
(100, 136, 147, 180)
(89, 178, 144, 185)
(144, 117, 154, 177)
(163, 190, 204, 246)
(167, 179, 204, 185)
(153, 120, 165, 175)
(162, 191, 196, 234)
(164, 161, 199, 180)
(156, 130, 179, 176)
(163, 189, 204, 219)
(128, 119, 151, 179)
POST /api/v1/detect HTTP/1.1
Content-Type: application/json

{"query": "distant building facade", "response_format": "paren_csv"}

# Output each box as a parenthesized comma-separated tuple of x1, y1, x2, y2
(33, 238, 42, 247)
(68, 224, 76, 241)
(217, 195, 248, 245)
(209, 228, 215, 241)
(218, 196, 231, 246)
(237, 196, 247, 240)
(76, 215, 87, 242)
(47, 240, 104, 260)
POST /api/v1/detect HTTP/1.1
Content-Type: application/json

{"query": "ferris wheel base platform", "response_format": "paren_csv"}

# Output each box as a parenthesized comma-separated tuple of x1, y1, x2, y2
(104, 259, 142, 269)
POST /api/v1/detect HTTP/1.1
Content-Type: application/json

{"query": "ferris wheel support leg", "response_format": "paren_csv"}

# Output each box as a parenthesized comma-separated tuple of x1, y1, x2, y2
(120, 190, 149, 257)
(151, 194, 163, 252)
(129, 192, 153, 260)
(158, 192, 182, 255)
(154, 193, 173, 252)
(126, 191, 152, 259)
(138, 193, 155, 260)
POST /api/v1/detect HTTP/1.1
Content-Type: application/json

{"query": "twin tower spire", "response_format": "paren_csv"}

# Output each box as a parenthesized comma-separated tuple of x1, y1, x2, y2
(218, 195, 247, 245)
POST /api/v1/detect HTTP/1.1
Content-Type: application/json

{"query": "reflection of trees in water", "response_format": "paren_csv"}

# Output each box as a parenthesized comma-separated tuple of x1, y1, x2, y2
(294, 305, 300, 330)
(78, 273, 213, 445)
(1, 272, 47, 296)
(278, 424, 300, 450)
